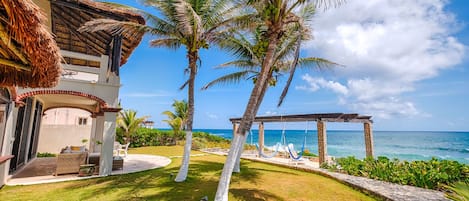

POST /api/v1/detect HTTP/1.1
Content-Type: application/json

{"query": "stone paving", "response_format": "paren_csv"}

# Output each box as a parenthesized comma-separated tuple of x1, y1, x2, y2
(202, 149, 449, 201)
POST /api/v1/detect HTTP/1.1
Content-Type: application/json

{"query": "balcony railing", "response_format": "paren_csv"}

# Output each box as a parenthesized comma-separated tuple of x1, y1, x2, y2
(60, 50, 116, 85)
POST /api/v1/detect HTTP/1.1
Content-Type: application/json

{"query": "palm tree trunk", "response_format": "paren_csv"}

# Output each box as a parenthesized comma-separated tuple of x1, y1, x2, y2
(233, 79, 270, 172)
(215, 33, 280, 200)
(175, 50, 198, 182)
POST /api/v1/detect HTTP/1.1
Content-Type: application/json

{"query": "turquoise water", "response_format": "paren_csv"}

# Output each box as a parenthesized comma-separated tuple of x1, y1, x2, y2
(194, 129, 469, 164)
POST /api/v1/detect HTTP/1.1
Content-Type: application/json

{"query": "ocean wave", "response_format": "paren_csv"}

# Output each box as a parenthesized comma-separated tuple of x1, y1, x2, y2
(385, 144, 469, 153)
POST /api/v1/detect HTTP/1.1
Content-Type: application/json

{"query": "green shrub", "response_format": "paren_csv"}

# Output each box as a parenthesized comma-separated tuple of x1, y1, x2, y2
(37, 152, 56, 157)
(326, 156, 468, 190)
(302, 149, 317, 157)
(116, 128, 232, 149)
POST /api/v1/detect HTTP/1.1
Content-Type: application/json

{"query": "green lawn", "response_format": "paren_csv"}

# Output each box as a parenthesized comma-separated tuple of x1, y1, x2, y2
(0, 146, 376, 201)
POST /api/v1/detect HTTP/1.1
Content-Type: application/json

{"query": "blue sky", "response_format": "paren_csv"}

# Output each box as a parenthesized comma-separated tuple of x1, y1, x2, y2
(113, 0, 468, 131)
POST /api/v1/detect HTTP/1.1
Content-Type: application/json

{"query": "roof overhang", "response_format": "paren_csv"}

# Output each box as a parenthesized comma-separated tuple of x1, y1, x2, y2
(0, 0, 62, 88)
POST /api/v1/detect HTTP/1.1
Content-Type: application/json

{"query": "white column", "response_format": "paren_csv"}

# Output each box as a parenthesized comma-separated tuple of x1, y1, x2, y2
(88, 115, 97, 153)
(94, 115, 104, 153)
(99, 111, 117, 176)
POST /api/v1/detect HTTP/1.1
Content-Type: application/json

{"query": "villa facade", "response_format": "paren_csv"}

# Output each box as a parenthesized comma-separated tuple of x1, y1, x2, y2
(0, 0, 144, 186)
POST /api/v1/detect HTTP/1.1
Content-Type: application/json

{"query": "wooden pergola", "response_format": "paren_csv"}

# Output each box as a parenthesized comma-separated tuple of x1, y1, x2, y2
(230, 113, 374, 164)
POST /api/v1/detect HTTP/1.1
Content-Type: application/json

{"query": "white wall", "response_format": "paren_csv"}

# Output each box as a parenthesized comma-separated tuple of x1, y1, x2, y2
(37, 125, 91, 154)
(42, 108, 91, 125)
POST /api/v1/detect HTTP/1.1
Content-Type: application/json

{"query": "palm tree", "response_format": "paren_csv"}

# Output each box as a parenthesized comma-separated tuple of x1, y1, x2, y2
(203, 27, 337, 173)
(214, 1, 343, 200)
(162, 100, 189, 137)
(79, 0, 241, 182)
(117, 109, 147, 144)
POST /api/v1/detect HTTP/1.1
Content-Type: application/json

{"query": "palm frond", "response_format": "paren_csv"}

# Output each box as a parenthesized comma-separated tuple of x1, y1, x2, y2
(297, 57, 342, 70)
(202, 70, 255, 90)
(216, 60, 259, 70)
(179, 79, 189, 90)
(277, 34, 301, 107)
(78, 19, 150, 39)
(150, 38, 182, 49)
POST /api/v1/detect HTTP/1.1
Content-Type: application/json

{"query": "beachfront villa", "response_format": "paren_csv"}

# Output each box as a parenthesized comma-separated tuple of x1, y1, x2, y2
(0, 0, 144, 186)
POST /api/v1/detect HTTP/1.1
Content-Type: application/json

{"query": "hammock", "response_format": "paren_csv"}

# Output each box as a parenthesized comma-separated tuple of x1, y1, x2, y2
(285, 122, 308, 160)
(287, 135, 306, 160)
(255, 143, 282, 158)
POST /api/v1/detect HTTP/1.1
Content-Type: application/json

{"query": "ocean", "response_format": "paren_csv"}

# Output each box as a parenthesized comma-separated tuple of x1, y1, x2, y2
(194, 129, 469, 164)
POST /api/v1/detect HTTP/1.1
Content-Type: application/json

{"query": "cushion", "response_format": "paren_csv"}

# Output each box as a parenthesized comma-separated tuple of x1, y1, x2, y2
(71, 146, 81, 151)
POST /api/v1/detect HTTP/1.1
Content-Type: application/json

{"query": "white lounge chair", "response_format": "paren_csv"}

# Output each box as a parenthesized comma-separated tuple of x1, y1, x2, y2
(116, 142, 130, 157)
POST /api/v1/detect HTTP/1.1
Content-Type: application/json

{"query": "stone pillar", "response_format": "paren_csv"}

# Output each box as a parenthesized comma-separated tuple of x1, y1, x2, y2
(317, 120, 327, 164)
(364, 122, 374, 158)
(258, 122, 264, 157)
(232, 123, 239, 136)
(99, 111, 117, 176)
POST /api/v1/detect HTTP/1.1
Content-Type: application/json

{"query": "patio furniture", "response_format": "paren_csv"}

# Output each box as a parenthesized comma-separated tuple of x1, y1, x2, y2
(117, 143, 130, 157)
(55, 152, 88, 176)
(88, 153, 124, 171)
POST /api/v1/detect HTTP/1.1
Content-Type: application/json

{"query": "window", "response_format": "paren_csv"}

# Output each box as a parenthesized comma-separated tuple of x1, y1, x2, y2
(78, 117, 88, 125)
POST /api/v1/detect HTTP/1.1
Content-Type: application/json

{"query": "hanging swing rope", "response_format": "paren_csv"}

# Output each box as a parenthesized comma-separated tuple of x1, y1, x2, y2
(256, 118, 287, 158)
(255, 142, 282, 158)
(285, 121, 309, 160)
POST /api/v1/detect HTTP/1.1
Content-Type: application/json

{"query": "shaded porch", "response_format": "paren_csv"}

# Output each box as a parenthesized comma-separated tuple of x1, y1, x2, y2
(7, 154, 171, 186)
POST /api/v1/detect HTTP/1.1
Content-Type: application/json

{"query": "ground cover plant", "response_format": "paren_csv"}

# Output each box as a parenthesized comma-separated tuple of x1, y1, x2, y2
(0, 146, 376, 201)
(324, 156, 469, 190)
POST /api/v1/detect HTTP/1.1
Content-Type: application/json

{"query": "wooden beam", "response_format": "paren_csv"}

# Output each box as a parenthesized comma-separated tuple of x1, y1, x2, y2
(52, 8, 106, 55)
(0, 58, 31, 71)
(51, 0, 126, 21)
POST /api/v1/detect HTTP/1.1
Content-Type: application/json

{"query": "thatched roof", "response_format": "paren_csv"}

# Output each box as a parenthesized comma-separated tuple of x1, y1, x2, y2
(0, 0, 62, 88)
(51, 0, 145, 66)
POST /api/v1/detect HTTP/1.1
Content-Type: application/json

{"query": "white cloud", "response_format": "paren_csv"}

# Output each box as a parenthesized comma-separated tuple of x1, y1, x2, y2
(296, 74, 348, 95)
(206, 112, 218, 119)
(299, 0, 465, 118)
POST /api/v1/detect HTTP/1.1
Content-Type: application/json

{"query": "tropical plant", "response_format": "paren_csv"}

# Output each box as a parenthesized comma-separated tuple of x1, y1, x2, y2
(445, 181, 469, 201)
(79, 0, 242, 182)
(328, 156, 469, 190)
(162, 99, 188, 137)
(214, 1, 342, 199)
(117, 109, 147, 144)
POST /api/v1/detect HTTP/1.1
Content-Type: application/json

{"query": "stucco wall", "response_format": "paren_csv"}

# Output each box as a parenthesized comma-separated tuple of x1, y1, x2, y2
(37, 125, 91, 154)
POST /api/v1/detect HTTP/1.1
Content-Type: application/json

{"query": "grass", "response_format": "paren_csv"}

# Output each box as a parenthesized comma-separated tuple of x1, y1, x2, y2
(0, 146, 376, 201)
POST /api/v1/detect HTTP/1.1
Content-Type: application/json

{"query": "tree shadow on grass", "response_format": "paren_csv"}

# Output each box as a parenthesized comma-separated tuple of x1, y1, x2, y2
(59, 159, 264, 200)
(230, 188, 285, 201)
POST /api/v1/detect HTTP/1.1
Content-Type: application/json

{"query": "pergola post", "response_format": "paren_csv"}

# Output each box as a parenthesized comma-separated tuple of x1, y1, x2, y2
(317, 120, 327, 164)
(258, 122, 264, 157)
(364, 122, 374, 158)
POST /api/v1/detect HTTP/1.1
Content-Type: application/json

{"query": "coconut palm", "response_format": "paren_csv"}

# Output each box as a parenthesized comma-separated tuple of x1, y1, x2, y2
(203, 25, 337, 173)
(162, 100, 189, 137)
(117, 109, 147, 144)
(79, 0, 241, 182)
(214, 1, 343, 200)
